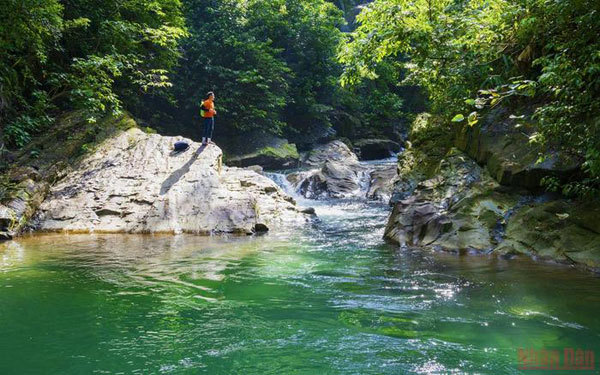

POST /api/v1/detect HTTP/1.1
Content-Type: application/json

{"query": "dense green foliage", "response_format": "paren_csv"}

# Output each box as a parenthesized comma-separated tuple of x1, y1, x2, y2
(171, 0, 343, 138)
(0, 0, 186, 147)
(1, 0, 405, 153)
(340, 0, 600, 196)
(157, 0, 404, 148)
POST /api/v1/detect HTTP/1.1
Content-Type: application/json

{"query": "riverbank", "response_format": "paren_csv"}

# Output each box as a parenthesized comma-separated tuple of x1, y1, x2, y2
(0, 113, 313, 239)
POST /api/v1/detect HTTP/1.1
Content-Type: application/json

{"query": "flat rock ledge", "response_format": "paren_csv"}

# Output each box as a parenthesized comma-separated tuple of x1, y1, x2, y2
(33, 128, 310, 235)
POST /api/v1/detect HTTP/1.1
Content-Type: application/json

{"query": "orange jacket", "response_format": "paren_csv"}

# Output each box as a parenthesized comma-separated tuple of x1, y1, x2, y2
(201, 99, 216, 118)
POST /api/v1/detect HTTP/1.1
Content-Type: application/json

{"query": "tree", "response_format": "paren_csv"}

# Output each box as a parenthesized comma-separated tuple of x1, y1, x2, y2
(340, 0, 600, 196)
(0, 0, 186, 147)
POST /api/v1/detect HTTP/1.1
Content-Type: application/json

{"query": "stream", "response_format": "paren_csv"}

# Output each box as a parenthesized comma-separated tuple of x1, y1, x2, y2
(0, 158, 599, 374)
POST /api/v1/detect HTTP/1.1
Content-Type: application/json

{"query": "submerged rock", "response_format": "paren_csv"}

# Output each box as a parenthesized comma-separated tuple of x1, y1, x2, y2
(34, 128, 310, 235)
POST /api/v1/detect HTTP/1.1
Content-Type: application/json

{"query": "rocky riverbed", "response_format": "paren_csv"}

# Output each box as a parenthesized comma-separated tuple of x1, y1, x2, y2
(285, 140, 397, 200)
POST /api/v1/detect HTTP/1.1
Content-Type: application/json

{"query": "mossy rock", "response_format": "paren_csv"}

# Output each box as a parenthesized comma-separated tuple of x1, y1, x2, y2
(497, 200, 600, 270)
(226, 143, 300, 170)
(390, 113, 453, 203)
(455, 105, 581, 190)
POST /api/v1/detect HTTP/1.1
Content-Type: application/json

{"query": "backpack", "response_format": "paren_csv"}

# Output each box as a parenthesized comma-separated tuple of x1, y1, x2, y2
(174, 141, 189, 152)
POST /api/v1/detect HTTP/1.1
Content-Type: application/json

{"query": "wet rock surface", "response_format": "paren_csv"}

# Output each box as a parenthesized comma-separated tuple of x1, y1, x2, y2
(33, 128, 310, 235)
(301, 140, 358, 167)
(287, 140, 397, 200)
(496, 201, 600, 269)
(291, 161, 368, 199)
(367, 165, 398, 202)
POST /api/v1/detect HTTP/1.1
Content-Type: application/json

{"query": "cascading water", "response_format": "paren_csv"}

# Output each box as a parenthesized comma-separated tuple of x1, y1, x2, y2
(264, 172, 298, 197)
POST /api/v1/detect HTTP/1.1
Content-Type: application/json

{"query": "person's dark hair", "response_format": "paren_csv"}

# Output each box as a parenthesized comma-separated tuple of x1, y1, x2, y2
(206, 91, 214, 99)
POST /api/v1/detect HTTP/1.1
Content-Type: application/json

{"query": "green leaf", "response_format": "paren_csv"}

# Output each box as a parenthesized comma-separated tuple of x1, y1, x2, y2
(451, 114, 465, 122)
(467, 112, 478, 126)
(464, 99, 476, 105)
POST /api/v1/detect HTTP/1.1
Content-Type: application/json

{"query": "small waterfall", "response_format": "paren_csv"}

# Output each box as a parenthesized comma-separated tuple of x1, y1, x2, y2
(264, 171, 317, 211)
(264, 172, 297, 197)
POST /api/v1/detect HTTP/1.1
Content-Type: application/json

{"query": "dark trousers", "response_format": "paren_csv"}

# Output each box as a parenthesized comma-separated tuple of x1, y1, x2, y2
(203, 117, 214, 139)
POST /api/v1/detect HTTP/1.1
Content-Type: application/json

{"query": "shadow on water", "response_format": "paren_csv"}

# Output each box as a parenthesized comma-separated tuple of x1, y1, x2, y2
(160, 144, 206, 195)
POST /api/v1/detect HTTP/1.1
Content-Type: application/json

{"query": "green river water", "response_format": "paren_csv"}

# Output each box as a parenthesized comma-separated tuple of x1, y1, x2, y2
(1, 177, 599, 374)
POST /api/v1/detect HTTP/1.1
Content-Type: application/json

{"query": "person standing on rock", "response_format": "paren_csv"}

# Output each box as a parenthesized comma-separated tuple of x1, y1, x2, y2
(201, 91, 217, 145)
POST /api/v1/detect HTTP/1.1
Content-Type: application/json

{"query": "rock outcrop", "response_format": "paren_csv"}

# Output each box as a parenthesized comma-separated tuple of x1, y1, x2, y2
(384, 148, 522, 251)
(289, 160, 368, 199)
(301, 140, 358, 167)
(385, 113, 600, 272)
(287, 140, 397, 200)
(366, 165, 398, 202)
(226, 142, 300, 170)
(455, 105, 581, 189)
(33, 128, 310, 235)
(497, 200, 600, 270)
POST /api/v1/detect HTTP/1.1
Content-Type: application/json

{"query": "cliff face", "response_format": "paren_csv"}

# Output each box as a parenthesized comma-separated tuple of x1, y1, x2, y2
(384, 113, 600, 272)
(32, 128, 309, 235)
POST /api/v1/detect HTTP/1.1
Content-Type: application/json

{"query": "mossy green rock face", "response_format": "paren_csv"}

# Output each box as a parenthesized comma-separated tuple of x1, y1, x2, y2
(455, 106, 581, 189)
(226, 143, 300, 170)
(497, 201, 600, 270)
(385, 148, 521, 251)
(386, 146, 600, 270)
(385, 112, 600, 272)
(390, 113, 453, 204)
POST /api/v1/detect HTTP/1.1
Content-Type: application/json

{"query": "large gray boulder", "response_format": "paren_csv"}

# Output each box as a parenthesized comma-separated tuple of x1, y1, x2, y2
(367, 165, 398, 202)
(289, 140, 398, 200)
(34, 128, 310, 235)
(301, 140, 358, 167)
(291, 161, 368, 199)
(288, 141, 367, 199)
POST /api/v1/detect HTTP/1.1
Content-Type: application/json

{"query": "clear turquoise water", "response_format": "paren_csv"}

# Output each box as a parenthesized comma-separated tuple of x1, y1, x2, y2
(0, 198, 599, 374)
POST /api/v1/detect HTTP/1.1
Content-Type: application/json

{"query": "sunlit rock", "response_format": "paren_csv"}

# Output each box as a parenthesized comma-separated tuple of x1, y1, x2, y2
(34, 128, 310, 235)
